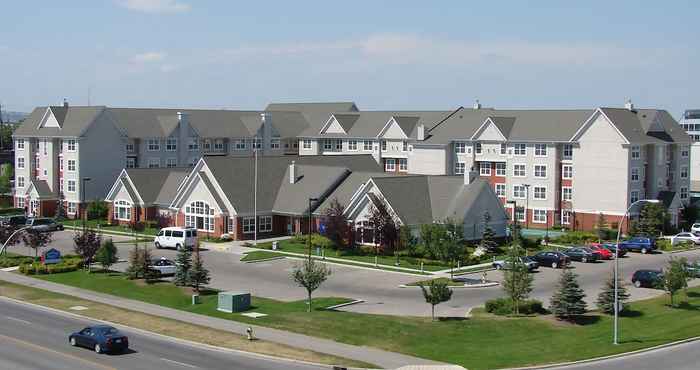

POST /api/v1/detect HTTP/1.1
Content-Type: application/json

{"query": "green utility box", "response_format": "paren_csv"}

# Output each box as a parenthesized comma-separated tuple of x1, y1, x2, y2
(217, 291, 251, 313)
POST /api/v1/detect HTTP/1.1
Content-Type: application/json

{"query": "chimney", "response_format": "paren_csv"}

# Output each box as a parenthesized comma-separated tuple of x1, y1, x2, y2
(260, 112, 271, 123)
(625, 99, 634, 111)
(289, 161, 296, 184)
(464, 166, 477, 185)
(416, 124, 425, 141)
(63, 98, 69, 108)
(177, 111, 189, 123)
(473, 99, 481, 110)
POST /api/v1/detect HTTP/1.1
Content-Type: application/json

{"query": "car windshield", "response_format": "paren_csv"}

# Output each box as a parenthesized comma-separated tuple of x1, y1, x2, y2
(101, 327, 119, 335)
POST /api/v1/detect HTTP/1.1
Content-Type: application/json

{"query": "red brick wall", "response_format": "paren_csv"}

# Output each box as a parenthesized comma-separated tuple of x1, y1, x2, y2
(571, 212, 627, 233)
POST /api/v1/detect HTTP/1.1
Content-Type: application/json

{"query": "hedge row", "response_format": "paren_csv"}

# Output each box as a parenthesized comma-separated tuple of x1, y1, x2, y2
(0, 208, 24, 216)
(0, 255, 35, 268)
(19, 257, 83, 275)
(485, 297, 547, 316)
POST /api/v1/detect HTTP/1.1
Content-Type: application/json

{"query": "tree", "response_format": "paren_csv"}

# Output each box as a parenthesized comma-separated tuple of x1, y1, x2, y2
(479, 211, 499, 254)
(21, 228, 51, 258)
(322, 198, 349, 249)
(367, 198, 399, 255)
(94, 239, 118, 271)
(634, 203, 667, 237)
(141, 245, 158, 283)
(420, 279, 453, 321)
(596, 213, 607, 243)
(661, 257, 691, 307)
(73, 228, 102, 271)
(501, 243, 534, 315)
(54, 192, 67, 221)
(550, 268, 587, 321)
(680, 204, 699, 231)
(0, 164, 13, 194)
(291, 257, 332, 312)
(188, 245, 210, 293)
(399, 225, 417, 257)
(420, 223, 449, 261)
(87, 200, 109, 220)
(596, 272, 630, 315)
(125, 245, 144, 280)
(173, 245, 192, 286)
(444, 219, 465, 280)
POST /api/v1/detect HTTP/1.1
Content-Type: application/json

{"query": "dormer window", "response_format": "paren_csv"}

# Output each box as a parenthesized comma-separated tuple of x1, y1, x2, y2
(475, 143, 482, 154)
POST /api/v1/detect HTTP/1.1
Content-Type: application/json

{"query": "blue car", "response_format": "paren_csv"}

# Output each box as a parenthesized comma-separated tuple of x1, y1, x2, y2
(618, 237, 656, 254)
(69, 325, 129, 354)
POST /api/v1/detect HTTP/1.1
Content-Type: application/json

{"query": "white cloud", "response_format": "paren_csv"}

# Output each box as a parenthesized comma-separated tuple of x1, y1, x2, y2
(130, 51, 167, 63)
(119, 0, 190, 14)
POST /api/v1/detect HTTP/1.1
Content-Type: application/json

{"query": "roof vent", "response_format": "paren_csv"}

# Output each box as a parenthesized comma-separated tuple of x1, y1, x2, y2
(416, 124, 425, 141)
(625, 99, 634, 112)
(289, 161, 296, 184)
(63, 98, 69, 108)
(473, 99, 481, 110)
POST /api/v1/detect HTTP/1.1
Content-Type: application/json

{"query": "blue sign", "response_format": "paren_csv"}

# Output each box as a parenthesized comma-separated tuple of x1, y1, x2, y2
(318, 222, 326, 234)
(43, 248, 61, 265)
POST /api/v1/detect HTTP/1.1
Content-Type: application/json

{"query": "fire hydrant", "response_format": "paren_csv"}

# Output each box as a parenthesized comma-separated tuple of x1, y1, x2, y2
(481, 271, 488, 284)
(246, 327, 254, 341)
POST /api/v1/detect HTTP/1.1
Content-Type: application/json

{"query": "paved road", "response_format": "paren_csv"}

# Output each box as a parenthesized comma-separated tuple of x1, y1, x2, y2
(13, 231, 700, 317)
(0, 297, 325, 370)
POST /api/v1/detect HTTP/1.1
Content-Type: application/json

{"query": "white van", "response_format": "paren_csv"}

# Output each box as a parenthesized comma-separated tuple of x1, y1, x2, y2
(154, 227, 197, 250)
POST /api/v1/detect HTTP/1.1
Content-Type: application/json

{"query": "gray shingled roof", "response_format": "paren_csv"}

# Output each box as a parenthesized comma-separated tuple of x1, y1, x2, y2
(314, 171, 393, 215)
(300, 111, 452, 138)
(265, 102, 359, 112)
(14, 106, 106, 138)
(125, 168, 189, 206)
(599, 108, 691, 144)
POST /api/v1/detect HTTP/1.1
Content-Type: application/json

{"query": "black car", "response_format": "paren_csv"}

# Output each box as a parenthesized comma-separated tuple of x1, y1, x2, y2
(0, 215, 27, 229)
(69, 325, 129, 354)
(602, 243, 627, 258)
(563, 247, 599, 263)
(531, 251, 571, 269)
(631, 269, 664, 288)
(25, 217, 64, 232)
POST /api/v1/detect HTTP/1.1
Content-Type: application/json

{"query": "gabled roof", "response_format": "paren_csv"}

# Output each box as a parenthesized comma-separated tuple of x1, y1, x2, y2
(26, 179, 54, 199)
(314, 171, 394, 214)
(14, 106, 106, 138)
(299, 111, 452, 138)
(324, 114, 361, 134)
(124, 168, 189, 206)
(265, 102, 359, 113)
(597, 108, 691, 145)
(392, 116, 421, 138)
(657, 190, 678, 209)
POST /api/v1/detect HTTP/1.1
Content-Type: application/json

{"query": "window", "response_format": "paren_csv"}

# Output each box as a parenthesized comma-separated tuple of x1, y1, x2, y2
(495, 162, 506, 176)
(67, 159, 76, 172)
(348, 140, 358, 151)
(681, 166, 689, 179)
(533, 186, 546, 200)
(203, 139, 211, 151)
(302, 139, 312, 150)
(43, 169, 47, 176)
(214, 139, 224, 151)
(562, 187, 572, 201)
(630, 190, 639, 203)
(259, 216, 272, 232)
(534, 165, 547, 178)
(480, 162, 491, 176)
(65, 139, 76, 152)
(495, 183, 506, 197)
(475, 143, 482, 154)
(631, 145, 640, 159)
(42, 139, 47, 155)
(363, 140, 373, 151)
(242, 217, 255, 233)
(166, 138, 177, 151)
(535, 144, 547, 157)
(515, 207, 525, 222)
(514, 143, 526, 156)
(67, 180, 76, 193)
(126, 142, 134, 152)
(35, 157, 40, 169)
(561, 210, 572, 225)
(323, 140, 332, 151)
(17, 176, 24, 188)
(454, 162, 465, 175)
(147, 139, 160, 151)
(563, 144, 573, 159)
(234, 139, 246, 150)
(60, 158, 63, 171)
(270, 139, 280, 149)
(455, 142, 466, 154)
(399, 158, 408, 172)
(681, 146, 689, 158)
(126, 157, 136, 168)
(148, 158, 160, 168)
(59, 179, 63, 193)
(167, 158, 177, 168)
(513, 185, 526, 199)
(681, 186, 689, 200)
(66, 202, 76, 215)
(16, 139, 24, 150)
(385, 158, 396, 171)
(402, 141, 408, 152)
(631, 167, 640, 182)
(17, 197, 24, 208)
(227, 217, 234, 234)
(533, 209, 547, 223)
(513, 164, 526, 177)
(188, 138, 199, 151)
(381, 140, 387, 151)
(562, 165, 573, 179)
(500, 143, 507, 155)
(17, 157, 24, 169)
(113, 200, 132, 221)
(185, 201, 215, 231)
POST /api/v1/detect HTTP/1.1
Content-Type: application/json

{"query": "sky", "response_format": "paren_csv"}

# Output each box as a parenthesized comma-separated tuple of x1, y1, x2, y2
(1, 0, 699, 118)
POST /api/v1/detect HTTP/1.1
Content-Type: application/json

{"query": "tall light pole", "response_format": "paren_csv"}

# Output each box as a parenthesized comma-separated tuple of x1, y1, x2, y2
(613, 198, 660, 345)
(307, 197, 318, 260)
(253, 137, 258, 247)
(507, 200, 517, 242)
(81, 177, 91, 232)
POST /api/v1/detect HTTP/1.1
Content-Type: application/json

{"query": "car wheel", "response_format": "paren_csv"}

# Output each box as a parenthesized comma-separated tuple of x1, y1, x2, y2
(155, 242, 161, 249)
(551, 262, 558, 269)
(176, 244, 182, 251)
(581, 257, 587, 263)
(69, 337, 77, 346)
(641, 248, 648, 254)
(495, 264, 502, 270)
(634, 280, 642, 288)
(94, 344, 102, 354)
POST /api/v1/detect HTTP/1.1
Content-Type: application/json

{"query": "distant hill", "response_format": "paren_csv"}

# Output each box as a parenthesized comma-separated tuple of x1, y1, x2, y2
(1, 111, 28, 123)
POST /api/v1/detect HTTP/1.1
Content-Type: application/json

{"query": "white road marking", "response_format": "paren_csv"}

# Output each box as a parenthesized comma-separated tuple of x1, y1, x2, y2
(161, 358, 198, 368)
(5, 316, 32, 325)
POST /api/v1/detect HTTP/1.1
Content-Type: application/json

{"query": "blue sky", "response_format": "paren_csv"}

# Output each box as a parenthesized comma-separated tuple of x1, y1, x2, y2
(1, 0, 698, 117)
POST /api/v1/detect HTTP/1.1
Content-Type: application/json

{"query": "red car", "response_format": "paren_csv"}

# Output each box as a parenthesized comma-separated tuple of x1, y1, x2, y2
(587, 244, 613, 260)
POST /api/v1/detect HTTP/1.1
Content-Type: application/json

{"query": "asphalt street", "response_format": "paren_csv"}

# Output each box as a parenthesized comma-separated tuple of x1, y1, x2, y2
(0, 297, 326, 370)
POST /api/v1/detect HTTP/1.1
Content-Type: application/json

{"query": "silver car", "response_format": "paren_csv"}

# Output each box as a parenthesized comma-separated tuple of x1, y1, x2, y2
(150, 258, 177, 276)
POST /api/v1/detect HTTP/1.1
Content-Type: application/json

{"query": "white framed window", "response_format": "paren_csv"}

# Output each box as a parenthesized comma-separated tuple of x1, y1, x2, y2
(113, 200, 132, 221)
(67, 159, 76, 172)
(148, 158, 160, 168)
(17, 176, 24, 188)
(455, 142, 466, 154)
(253, 137, 262, 150)
(43, 169, 47, 176)
(500, 143, 507, 155)
(363, 140, 373, 151)
(16, 157, 24, 169)
(242, 217, 256, 234)
(234, 139, 246, 150)
(227, 217, 234, 234)
(126, 142, 134, 152)
(66, 139, 76, 152)
(533, 186, 546, 200)
(167, 158, 177, 168)
(323, 140, 332, 151)
(563, 144, 573, 159)
(17, 197, 25, 208)
(214, 139, 224, 151)
(515, 207, 525, 222)
(203, 139, 212, 151)
(399, 158, 408, 172)
(681, 186, 689, 200)
(475, 142, 482, 154)
(126, 157, 136, 168)
(188, 138, 199, 151)
(562, 165, 573, 179)
(381, 140, 387, 151)
(514, 143, 526, 156)
(259, 216, 272, 232)
(270, 138, 280, 149)
(147, 139, 160, 151)
(562, 187, 572, 201)
(681, 145, 689, 158)
(302, 139, 312, 150)
(348, 140, 358, 151)
(495, 183, 506, 198)
(59, 178, 63, 193)
(42, 139, 47, 155)
(67, 180, 76, 193)
(495, 162, 506, 176)
(454, 162, 465, 175)
(402, 141, 408, 152)
(35, 156, 40, 169)
(533, 209, 547, 223)
(480, 162, 491, 176)
(680, 166, 689, 179)
(385, 158, 396, 171)
(534, 144, 547, 157)
(185, 201, 215, 231)
(59, 158, 63, 171)
(631, 167, 640, 182)
(513, 164, 526, 177)
(16, 139, 24, 150)
(561, 210, 572, 225)
(513, 185, 526, 199)
(631, 145, 640, 159)
(166, 138, 177, 151)
(67, 202, 77, 215)
(534, 164, 547, 178)
(630, 190, 639, 204)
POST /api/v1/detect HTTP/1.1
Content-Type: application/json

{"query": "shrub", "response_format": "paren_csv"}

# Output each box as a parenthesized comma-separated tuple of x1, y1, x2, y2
(18, 257, 83, 275)
(87, 201, 109, 220)
(129, 221, 145, 232)
(485, 297, 546, 316)
(0, 208, 24, 216)
(0, 256, 35, 268)
(552, 231, 598, 245)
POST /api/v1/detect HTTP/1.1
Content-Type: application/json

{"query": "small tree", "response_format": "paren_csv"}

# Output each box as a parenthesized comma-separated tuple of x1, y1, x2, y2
(596, 271, 630, 314)
(173, 245, 192, 286)
(73, 228, 102, 272)
(291, 257, 332, 312)
(550, 268, 587, 321)
(662, 257, 691, 307)
(367, 198, 399, 255)
(444, 219, 465, 280)
(94, 239, 118, 271)
(86, 200, 109, 220)
(399, 225, 417, 257)
(0, 164, 13, 194)
(596, 213, 607, 243)
(680, 204, 699, 231)
(21, 228, 52, 258)
(635, 203, 666, 237)
(420, 279, 453, 321)
(125, 245, 144, 279)
(420, 223, 448, 261)
(188, 245, 210, 293)
(501, 243, 533, 315)
(54, 192, 67, 221)
(322, 198, 349, 249)
(141, 245, 158, 283)
(479, 211, 499, 254)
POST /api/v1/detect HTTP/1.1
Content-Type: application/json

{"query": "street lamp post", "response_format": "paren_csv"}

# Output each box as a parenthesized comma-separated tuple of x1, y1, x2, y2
(613, 198, 660, 345)
(507, 200, 517, 242)
(253, 137, 258, 247)
(81, 177, 91, 232)
(307, 197, 318, 260)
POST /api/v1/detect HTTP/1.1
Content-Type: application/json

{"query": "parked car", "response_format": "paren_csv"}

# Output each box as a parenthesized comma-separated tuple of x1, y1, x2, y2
(618, 237, 656, 254)
(150, 257, 177, 276)
(68, 325, 129, 354)
(586, 244, 614, 260)
(685, 261, 700, 278)
(492, 256, 539, 271)
(563, 247, 599, 263)
(691, 223, 700, 234)
(25, 217, 64, 232)
(670, 232, 700, 245)
(631, 269, 664, 288)
(0, 215, 27, 229)
(153, 227, 197, 250)
(601, 243, 627, 258)
(531, 251, 571, 269)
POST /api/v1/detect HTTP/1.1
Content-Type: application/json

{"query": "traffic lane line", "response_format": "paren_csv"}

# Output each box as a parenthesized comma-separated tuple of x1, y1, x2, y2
(0, 333, 117, 370)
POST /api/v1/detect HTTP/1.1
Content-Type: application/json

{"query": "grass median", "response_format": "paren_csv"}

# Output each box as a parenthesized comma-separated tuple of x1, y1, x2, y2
(240, 251, 287, 262)
(29, 269, 700, 370)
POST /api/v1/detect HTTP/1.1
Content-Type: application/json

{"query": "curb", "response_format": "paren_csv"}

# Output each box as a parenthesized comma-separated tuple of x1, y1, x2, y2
(326, 299, 365, 310)
(0, 295, 375, 370)
(242, 256, 287, 264)
(63, 225, 154, 239)
(398, 282, 499, 289)
(283, 255, 429, 277)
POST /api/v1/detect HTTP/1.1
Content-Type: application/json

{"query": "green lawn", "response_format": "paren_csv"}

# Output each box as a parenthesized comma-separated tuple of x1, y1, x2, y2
(405, 277, 465, 287)
(66, 219, 159, 236)
(240, 251, 287, 262)
(33, 269, 700, 370)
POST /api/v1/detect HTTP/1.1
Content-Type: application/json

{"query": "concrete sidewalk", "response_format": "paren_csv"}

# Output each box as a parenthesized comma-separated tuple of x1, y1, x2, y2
(0, 271, 443, 369)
